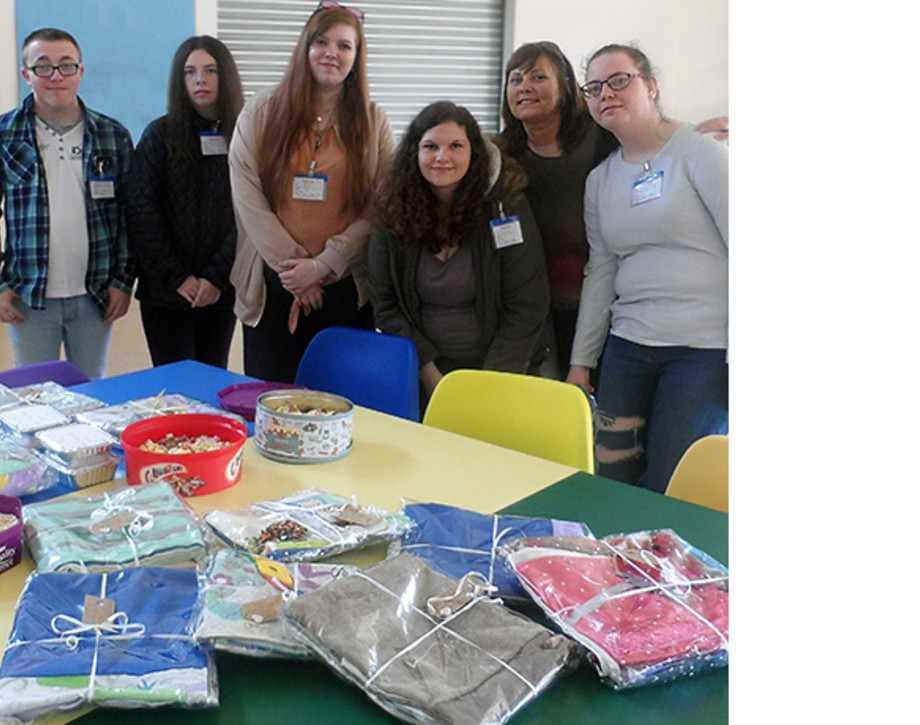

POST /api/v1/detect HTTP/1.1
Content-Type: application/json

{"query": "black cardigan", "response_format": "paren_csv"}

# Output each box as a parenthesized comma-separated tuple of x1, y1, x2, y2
(126, 114, 236, 309)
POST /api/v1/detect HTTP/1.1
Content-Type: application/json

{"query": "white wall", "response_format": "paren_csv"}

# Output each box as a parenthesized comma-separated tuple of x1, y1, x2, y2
(2, 0, 727, 119)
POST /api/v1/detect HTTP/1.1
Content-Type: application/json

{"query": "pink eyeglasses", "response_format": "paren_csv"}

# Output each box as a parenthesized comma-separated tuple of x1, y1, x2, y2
(314, 1, 364, 22)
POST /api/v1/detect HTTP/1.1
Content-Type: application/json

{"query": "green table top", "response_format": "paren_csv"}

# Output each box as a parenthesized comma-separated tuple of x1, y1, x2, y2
(79, 472, 728, 725)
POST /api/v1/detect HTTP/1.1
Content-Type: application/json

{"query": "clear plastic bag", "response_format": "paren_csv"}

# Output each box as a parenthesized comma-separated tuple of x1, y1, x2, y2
(390, 502, 593, 603)
(23, 481, 210, 573)
(283, 553, 579, 724)
(500, 529, 729, 689)
(204, 487, 413, 562)
(0, 566, 218, 722)
(12, 381, 105, 416)
(193, 548, 356, 658)
(0, 439, 63, 498)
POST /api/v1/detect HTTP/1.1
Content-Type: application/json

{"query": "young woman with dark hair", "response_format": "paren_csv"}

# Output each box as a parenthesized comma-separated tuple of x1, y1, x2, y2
(367, 101, 549, 401)
(127, 35, 243, 368)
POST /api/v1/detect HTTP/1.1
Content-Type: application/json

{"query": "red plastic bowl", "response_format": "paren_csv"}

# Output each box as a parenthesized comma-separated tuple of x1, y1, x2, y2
(120, 414, 247, 497)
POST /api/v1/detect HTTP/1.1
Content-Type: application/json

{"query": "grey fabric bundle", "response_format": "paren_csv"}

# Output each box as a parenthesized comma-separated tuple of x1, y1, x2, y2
(283, 553, 577, 724)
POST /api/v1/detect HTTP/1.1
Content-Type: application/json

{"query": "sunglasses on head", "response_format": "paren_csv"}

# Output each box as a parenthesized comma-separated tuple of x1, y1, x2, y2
(314, 1, 364, 22)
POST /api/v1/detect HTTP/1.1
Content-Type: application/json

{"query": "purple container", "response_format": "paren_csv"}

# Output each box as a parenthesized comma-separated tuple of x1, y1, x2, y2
(0, 495, 23, 574)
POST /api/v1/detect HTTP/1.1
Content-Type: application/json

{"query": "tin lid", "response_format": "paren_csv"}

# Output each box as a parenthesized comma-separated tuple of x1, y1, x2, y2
(0, 404, 70, 434)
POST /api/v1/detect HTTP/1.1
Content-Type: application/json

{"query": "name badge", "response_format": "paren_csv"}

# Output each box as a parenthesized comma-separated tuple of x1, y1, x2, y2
(199, 131, 228, 156)
(632, 170, 664, 206)
(490, 215, 524, 249)
(89, 176, 116, 199)
(292, 174, 328, 202)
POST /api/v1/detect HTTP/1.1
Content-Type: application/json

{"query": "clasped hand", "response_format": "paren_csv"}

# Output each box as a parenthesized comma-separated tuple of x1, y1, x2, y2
(279, 257, 327, 312)
(177, 276, 221, 308)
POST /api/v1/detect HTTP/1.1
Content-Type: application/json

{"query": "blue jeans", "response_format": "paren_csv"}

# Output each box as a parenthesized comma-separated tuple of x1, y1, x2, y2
(594, 335, 728, 494)
(8, 295, 112, 380)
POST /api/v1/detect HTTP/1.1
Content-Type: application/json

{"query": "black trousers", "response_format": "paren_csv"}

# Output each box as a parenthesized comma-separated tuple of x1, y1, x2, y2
(242, 268, 373, 383)
(140, 301, 237, 369)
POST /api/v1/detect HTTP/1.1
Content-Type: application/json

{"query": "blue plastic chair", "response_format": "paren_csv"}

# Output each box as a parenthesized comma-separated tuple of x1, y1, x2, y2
(0, 360, 91, 388)
(295, 327, 420, 421)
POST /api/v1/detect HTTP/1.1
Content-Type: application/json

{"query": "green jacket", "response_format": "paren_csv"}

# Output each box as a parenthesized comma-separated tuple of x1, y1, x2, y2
(366, 158, 549, 374)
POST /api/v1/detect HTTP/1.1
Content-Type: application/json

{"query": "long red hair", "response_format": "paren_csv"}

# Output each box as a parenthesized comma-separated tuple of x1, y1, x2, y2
(256, 8, 372, 217)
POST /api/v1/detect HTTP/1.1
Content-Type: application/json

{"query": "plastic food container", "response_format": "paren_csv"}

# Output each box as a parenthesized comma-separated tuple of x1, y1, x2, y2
(0, 404, 70, 446)
(37, 450, 122, 489)
(254, 390, 353, 463)
(217, 382, 308, 421)
(120, 414, 247, 497)
(35, 422, 118, 468)
(0, 495, 23, 574)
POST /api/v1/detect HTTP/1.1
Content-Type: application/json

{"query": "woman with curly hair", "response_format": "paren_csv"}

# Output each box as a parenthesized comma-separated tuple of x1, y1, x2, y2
(229, 2, 394, 382)
(367, 101, 549, 400)
(128, 35, 243, 368)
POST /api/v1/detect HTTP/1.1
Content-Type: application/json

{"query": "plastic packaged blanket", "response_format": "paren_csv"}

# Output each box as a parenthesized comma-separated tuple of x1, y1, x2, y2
(0, 439, 62, 498)
(194, 548, 355, 657)
(23, 481, 209, 573)
(500, 529, 729, 689)
(283, 553, 579, 724)
(0, 567, 217, 723)
(390, 502, 593, 602)
(12, 381, 105, 416)
(75, 394, 243, 437)
(204, 487, 413, 562)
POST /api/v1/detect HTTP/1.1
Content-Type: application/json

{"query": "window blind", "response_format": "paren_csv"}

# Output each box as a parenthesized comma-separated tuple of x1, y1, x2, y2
(217, 0, 505, 138)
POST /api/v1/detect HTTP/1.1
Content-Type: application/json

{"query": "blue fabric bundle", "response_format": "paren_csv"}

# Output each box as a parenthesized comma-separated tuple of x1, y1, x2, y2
(394, 503, 593, 601)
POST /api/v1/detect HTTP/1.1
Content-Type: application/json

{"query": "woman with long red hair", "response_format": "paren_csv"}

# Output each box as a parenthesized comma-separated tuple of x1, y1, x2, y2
(229, 2, 394, 381)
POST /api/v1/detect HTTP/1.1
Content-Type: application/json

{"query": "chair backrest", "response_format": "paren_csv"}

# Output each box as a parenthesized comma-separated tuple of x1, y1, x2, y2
(665, 435, 728, 513)
(295, 327, 420, 421)
(0, 360, 91, 388)
(422, 369, 595, 473)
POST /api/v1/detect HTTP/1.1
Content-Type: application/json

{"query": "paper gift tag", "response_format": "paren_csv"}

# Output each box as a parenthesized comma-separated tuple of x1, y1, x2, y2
(90, 509, 137, 536)
(84, 595, 115, 624)
(333, 505, 381, 528)
(241, 594, 284, 623)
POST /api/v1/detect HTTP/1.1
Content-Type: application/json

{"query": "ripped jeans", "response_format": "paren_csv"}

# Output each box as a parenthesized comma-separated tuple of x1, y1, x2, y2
(593, 335, 728, 494)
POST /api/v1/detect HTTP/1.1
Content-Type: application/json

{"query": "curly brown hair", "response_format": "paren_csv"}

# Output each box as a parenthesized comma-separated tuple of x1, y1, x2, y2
(377, 101, 493, 253)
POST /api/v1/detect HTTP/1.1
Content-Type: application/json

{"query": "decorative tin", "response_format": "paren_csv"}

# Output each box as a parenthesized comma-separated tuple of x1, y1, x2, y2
(254, 390, 353, 463)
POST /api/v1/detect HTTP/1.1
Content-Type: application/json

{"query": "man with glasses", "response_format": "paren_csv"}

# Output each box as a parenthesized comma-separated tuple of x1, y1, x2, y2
(0, 27, 134, 379)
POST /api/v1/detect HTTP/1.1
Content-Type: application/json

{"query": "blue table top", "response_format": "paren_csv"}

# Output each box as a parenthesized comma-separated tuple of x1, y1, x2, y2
(71, 360, 258, 408)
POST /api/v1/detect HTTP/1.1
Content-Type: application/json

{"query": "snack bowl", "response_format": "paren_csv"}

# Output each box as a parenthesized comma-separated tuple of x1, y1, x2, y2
(254, 390, 353, 463)
(0, 495, 23, 574)
(120, 414, 247, 497)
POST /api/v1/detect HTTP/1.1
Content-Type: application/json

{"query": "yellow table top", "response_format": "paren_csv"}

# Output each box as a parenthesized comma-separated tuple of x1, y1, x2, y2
(0, 405, 577, 665)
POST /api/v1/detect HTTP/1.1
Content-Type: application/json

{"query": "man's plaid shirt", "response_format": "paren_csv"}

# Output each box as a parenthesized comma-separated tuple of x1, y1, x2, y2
(0, 93, 135, 313)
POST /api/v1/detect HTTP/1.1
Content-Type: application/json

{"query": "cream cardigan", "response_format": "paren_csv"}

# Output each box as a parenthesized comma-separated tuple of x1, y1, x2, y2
(228, 87, 394, 326)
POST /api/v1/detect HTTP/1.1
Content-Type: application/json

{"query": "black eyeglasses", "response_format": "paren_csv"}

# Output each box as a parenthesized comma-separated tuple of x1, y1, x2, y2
(27, 62, 82, 78)
(314, 1, 364, 22)
(580, 72, 643, 99)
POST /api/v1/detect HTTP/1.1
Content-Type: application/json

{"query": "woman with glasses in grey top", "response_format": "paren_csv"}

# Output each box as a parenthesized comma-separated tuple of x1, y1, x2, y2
(567, 44, 728, 494)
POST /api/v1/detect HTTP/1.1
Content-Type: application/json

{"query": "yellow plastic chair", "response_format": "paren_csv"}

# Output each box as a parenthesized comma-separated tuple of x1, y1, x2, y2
(665, 435, 729, 513)
(422, 369, 595, 474)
